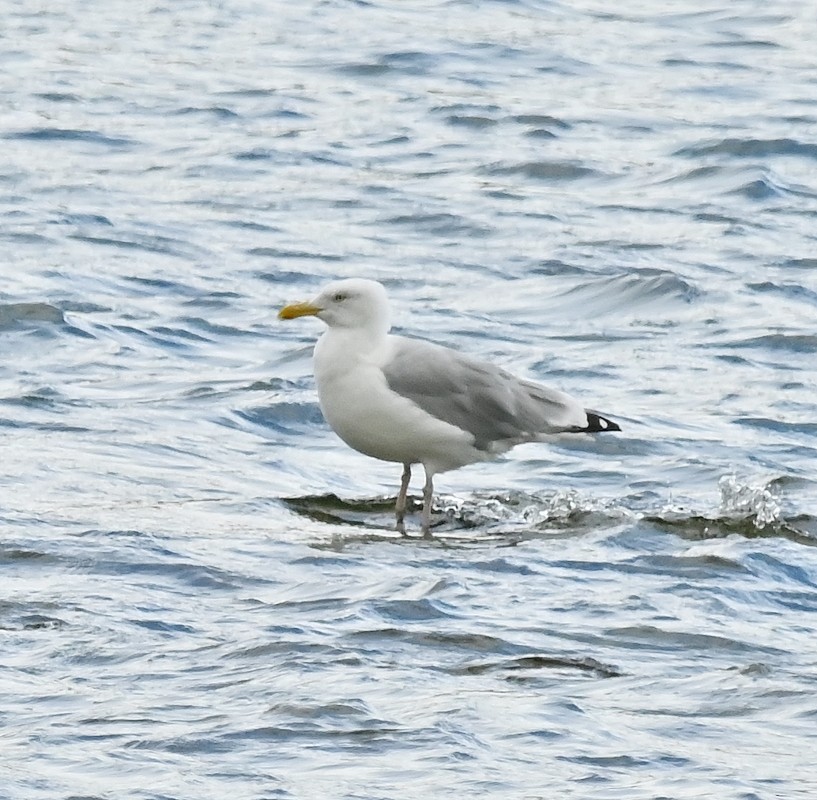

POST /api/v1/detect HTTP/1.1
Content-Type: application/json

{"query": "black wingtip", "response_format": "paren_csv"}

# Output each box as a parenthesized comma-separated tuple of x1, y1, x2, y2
(584, 412, 621, 433)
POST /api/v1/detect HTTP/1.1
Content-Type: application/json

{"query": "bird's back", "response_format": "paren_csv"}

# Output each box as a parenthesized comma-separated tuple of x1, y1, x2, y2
(382, 335, 594, 452)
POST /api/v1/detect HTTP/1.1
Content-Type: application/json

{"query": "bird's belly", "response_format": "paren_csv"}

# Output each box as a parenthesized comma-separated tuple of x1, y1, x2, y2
(316, 367, 475, 469)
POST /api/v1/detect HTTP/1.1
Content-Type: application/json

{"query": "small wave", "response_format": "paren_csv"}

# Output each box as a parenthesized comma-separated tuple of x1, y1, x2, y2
(33, 91, 80, 103)
(177, 316, 254, 338)
(528, 259, 590, 277)
(718, 333, 817, 353)
(646, 514, 817, 547)
(54, 212, 114, 227)
(370, 597, 455, 623)
(338, 61, 392, 77)
(524, 128, 558, 140)
(647, 476, 815, 546)
(232, 400, 325, 437)
(246, 247, 343, 262)
(661, 164, 725, 185)
(448, 654, 621, 679)
(283, 494, 404, 532)
(173, 106, 239, 119)
(545, 268, 700, 318)
(338, 51, 436, 78)
(0, 417, 90, 433)
(1, 231, 55, 246)
(747, 281, 817, 306)
(180, 293, 241, 311)
(0, 302, 65, 331)
(661, 164, 813, 200)
(604, 625, 779, 655)
(3, 127, 137, 148)
(435, 107, 565, 131)
(729, 177, 786, 200)
(69, 233, 195, 258)
(712, 37, 781, 50)
(432, 107, 571, 137)
(1, 385, 67, 409)
(121, 275, 197, 295)
(781, 257, 817, 270)
(483, 160, 601, 182)
(727, 170, 814, 200)
(446, 114, 499, 129)
(0, 545, 60, 566)
(380, 211, 492, 238)
(149, 325, 212, 345)
(674, 137, 817, 160)
(511, 113, 571, 130)
(0, 608, 67, 632)
(734, 417, 817, 436)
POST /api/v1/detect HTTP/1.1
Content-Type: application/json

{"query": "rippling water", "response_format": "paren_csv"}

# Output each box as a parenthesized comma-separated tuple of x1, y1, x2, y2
(2, 1, 817, 798)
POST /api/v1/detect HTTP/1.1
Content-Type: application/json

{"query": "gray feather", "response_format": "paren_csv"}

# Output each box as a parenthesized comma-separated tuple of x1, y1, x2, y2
(382, 336, 585, 450)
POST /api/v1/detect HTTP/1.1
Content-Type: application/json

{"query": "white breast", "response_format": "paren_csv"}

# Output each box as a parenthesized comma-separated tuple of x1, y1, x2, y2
(313, 330, 480, 473)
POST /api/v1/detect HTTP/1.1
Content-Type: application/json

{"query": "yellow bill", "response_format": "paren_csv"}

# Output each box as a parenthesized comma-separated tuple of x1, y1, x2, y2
(278, 301, 322, 320)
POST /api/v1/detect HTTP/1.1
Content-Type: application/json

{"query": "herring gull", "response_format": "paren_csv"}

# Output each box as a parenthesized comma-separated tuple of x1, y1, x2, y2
(279, 278, 620, 535)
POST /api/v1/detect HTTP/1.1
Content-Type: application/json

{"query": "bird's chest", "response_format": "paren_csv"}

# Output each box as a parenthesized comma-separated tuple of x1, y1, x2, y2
(313, 339, 402, 458)
(315, 367, 413, 461)
(311, 332, 473, 467)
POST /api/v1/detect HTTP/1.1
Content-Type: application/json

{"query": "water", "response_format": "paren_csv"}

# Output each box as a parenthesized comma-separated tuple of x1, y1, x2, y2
(2, 0, 817, 797)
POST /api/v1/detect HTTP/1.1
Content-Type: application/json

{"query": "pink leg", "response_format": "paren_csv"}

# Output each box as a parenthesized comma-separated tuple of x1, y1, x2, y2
(421, 468, 435, 537)
(395, 463, 411, 535)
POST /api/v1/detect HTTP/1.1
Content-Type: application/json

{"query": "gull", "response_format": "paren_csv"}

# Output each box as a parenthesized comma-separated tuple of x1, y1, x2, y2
(279, 278, 620, 535)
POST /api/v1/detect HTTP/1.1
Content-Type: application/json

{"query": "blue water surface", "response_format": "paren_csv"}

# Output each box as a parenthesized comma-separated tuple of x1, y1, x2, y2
(2, 1, 817, 798)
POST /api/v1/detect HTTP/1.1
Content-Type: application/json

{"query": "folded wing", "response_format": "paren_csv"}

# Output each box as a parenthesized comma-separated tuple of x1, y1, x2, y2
(383, 336, 617, 452)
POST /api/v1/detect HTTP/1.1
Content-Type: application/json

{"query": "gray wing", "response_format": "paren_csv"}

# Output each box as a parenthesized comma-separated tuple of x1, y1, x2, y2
(382, 336, 590, 451)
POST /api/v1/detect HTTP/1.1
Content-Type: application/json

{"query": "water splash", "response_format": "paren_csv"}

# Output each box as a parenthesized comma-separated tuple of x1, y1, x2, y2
(439, 490, 631, 531)
(718, 474, 782, 530)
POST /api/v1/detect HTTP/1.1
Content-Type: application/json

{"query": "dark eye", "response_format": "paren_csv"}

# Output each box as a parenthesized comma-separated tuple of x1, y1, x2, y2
(333, 292, 346, 302)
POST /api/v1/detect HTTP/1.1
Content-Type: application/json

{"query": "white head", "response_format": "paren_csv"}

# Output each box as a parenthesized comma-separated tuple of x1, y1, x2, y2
(279, 278, 391, 335)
